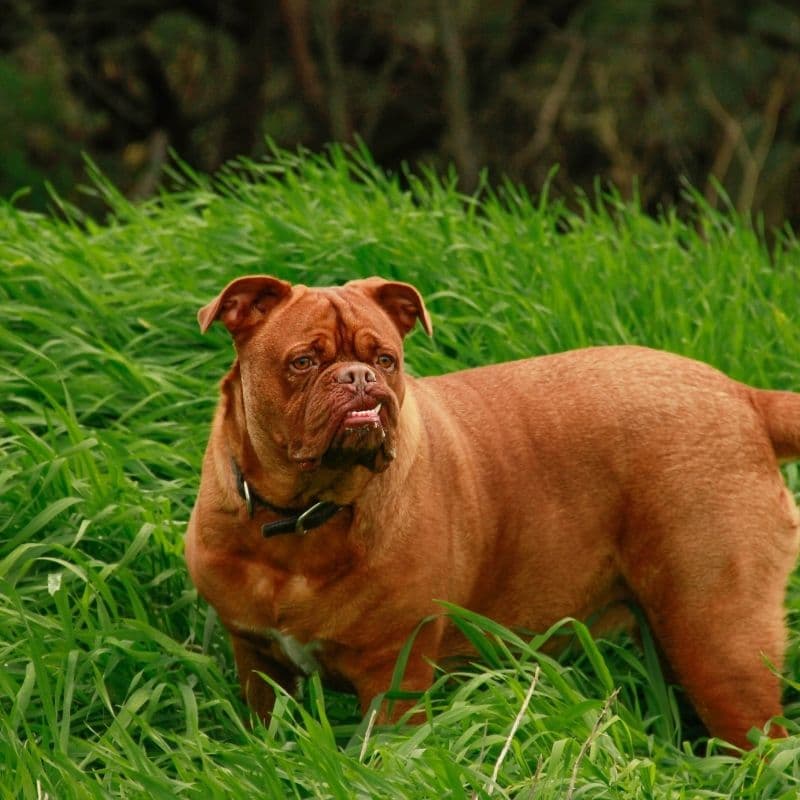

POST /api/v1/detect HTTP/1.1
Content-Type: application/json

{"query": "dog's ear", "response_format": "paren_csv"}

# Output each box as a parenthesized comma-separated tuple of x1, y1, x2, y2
(352, 277, 433, 337)
(198, 275, 292, 335)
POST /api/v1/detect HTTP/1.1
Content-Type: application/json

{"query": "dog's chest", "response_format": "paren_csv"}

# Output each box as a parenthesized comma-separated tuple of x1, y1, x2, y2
(223, 569, 359, 683)
(263, 627, 324, 676)
(215, 552, 355, 643)
(219, 565, 313, 627)
(198, 524, 394, 675)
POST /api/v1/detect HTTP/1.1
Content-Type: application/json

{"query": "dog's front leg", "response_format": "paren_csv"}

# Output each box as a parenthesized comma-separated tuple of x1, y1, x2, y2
(349, 619, 445, 724)
(230, 633, 299, 723)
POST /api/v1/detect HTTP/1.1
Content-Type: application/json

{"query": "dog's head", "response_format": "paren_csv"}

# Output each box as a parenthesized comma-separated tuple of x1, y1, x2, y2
(198, 275, 431, 478)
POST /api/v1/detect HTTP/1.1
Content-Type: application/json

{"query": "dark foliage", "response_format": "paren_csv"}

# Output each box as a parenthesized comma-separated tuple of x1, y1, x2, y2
(1, 0, 799, 228)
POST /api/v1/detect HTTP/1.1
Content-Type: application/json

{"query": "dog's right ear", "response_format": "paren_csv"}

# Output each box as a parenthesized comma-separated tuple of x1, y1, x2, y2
(197, 275, 292, 335)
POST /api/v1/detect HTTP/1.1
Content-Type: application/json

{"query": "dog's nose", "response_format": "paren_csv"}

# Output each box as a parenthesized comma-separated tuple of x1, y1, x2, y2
(334, 363, 377, 388)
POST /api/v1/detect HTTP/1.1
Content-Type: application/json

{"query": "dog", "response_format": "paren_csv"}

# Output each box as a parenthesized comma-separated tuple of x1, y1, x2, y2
(185, 274, 800, 749)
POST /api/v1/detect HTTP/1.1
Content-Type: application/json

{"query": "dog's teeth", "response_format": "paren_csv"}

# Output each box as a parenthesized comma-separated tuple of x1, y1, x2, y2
(348, 404, 381, 418)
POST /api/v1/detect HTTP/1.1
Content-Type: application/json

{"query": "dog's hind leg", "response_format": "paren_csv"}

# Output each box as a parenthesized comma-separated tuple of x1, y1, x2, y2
(620, 480, 799, 748)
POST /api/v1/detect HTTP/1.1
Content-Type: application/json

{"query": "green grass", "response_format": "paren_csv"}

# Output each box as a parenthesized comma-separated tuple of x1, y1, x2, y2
(2, 145, 800, 798)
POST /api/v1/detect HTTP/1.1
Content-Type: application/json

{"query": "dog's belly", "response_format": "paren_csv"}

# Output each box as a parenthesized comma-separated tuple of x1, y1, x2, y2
(437, 514, 632, 659)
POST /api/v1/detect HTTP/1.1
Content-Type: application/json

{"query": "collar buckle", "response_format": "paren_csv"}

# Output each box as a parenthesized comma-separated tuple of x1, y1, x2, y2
(242, 479, 254, 518)
(295, 502, 326, 535)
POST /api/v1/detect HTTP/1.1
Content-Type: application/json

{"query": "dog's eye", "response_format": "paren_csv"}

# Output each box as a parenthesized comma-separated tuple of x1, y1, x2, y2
(376, 354, 396, 370)
(290, 356, 315, 372)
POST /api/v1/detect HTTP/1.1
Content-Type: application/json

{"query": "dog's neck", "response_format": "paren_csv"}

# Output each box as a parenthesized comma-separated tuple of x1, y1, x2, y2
(229, 457, 346, 538)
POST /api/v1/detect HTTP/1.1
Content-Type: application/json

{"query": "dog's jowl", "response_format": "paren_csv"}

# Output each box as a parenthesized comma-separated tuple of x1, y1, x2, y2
(186, 275, 800, 748)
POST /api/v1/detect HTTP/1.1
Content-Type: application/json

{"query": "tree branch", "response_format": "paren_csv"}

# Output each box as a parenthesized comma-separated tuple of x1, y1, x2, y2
(738, 56, 798, 214)
(315, 0, 351, 141)
(700, 83, 743, 209)
(280, 0, 327, 124)
(436, 0, 480, 192)
(514, 34, 585, 171)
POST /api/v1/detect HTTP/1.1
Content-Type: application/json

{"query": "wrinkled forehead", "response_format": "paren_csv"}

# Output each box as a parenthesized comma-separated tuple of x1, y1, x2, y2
(258, 285, 402, 352)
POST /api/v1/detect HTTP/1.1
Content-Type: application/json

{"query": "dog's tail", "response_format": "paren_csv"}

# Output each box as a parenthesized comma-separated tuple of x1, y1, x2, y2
(752, 388, 800, 460)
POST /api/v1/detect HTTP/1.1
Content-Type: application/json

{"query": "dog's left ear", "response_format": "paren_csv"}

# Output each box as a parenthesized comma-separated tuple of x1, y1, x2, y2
(352, 277, 433, 337)
(198, 275, 292, 335)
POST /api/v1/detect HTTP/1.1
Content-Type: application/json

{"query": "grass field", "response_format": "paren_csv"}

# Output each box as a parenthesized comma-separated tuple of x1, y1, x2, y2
(2, 146, 800, 798)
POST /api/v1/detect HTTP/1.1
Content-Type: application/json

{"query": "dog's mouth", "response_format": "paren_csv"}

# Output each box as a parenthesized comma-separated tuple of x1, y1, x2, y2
(290, 393, 396, 473)
(341, 401, 383, 430)
(327, 398, 387, 466)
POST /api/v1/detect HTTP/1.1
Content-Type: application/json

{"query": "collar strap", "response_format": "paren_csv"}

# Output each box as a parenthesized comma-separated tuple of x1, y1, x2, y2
(261, 501, 344, 537)
(231, 458, 344, 538)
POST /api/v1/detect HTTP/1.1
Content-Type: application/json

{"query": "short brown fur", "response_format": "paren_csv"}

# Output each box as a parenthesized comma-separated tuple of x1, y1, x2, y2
(186, 275, 800, 749)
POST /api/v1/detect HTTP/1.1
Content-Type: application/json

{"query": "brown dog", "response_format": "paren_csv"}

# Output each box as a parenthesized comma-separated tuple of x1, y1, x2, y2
(185, 274, 800, 748)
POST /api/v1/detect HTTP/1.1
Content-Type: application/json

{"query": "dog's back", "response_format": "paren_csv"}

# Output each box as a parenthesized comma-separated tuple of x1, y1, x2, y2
(414, 345, 800, 747)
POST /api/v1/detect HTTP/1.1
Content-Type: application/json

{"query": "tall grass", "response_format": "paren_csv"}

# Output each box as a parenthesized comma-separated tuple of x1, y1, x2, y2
(2, 145, 800, 798)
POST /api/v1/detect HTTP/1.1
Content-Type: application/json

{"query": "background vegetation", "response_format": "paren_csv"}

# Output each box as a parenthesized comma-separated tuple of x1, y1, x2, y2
(2, 148, 800, 797)
(1, 0, 799, 230)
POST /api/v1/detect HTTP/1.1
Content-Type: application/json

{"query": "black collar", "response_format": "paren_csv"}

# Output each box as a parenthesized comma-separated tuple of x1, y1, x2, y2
(231, 458, 345, 538)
